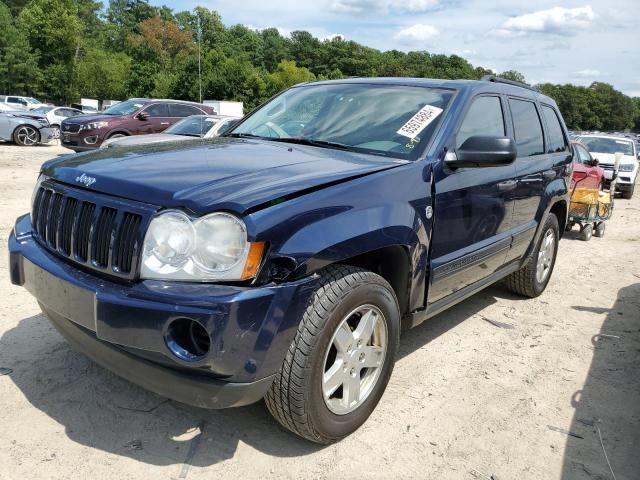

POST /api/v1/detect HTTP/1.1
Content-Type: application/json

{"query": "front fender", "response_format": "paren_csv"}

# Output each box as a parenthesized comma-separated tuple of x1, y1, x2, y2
(248, 161, 433, 308)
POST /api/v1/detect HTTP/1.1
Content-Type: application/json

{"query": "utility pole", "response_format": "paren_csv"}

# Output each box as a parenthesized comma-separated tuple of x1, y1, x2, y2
(198, 14, 203, 104)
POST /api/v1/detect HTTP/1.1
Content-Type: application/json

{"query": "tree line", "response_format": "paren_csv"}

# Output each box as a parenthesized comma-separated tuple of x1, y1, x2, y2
(1, 0, 639, 131)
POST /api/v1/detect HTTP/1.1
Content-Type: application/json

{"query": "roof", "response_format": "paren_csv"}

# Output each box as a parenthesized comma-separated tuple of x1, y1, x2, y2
(128, 98, 208, 106)
(295, 77, 555, 105)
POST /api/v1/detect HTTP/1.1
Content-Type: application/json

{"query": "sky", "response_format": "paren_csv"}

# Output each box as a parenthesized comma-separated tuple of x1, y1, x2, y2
(151, 0, 640, 96)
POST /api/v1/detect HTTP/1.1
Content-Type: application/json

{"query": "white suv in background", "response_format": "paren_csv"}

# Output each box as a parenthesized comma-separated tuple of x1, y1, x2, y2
(0, 95, 46, 111)
(580, 134, 639, 199)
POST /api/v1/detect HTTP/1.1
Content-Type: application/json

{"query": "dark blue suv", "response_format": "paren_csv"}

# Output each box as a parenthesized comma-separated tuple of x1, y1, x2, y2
(9, 77, 572, 443)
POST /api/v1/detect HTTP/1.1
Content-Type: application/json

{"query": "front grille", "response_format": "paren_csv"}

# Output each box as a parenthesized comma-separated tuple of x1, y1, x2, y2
(62, 123, 81, 134)
(600, 164, 614, 170)
(31, 181, 154, 280)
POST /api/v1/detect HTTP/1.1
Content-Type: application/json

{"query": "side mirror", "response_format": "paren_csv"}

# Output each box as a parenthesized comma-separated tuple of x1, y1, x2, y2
(448, 136, 517, 168)
(589, 158, 599, 167)
(137, 112, 149, 120)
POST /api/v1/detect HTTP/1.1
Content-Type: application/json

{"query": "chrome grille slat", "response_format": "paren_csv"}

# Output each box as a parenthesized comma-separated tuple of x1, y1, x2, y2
(30, 183, 147, 280)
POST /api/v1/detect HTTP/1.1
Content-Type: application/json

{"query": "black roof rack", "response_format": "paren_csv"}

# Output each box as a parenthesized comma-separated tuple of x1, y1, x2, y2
(481, 75, 539, 92)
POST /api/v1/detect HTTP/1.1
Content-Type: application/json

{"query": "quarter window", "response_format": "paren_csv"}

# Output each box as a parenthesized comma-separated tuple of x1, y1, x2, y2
(456, 96, 505, 148)
(509, 98, 545, 157)
(542, 105, 568, 153)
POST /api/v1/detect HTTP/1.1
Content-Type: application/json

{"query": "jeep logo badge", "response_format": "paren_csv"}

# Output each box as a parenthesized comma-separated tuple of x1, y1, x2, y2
(75, 173, 96, 187)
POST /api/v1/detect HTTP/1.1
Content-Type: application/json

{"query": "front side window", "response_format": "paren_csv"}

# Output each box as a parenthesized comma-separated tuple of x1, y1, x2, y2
(229, 83, 455, 160)
(102, 100, 147, 116)
(542, 105, 568, 153)
(509, 98, 545, 157)
(456, 96, 505, 148)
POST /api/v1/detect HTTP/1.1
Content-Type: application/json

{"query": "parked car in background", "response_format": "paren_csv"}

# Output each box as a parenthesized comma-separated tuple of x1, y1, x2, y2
(29, 106, 84, 138)
(0, 103, 17, 113)
(570, 140, 605, 192)
(9, 76, 572, 443)
(0, 111, 56, 146)
(71, 103, 99, 114)
(579, 134, 639, 198)
(100, 115, 241, 149)
(60, 98, 215, 152)
(0, 95, 46, 111)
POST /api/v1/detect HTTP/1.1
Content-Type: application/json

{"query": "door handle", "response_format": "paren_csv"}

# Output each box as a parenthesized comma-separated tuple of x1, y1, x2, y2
(543, 170, 556, 180)
(497, 180, 517, 192)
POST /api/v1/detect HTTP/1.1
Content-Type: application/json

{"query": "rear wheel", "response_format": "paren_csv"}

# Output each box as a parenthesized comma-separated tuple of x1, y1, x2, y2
(51, 124, 60, 139)
(13, 125, 40, 146)
(265, 265, 400, 444)
(504, 213, 559, 298)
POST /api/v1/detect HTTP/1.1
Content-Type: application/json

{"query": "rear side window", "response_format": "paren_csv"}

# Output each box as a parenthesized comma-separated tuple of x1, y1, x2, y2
(170, 104, 203, 117)
(575, 144, 592, 163)
(144, 103, 169, 117)
(509, 98, 545, 157)
(542, 105, 568, 153)
(456, 96, 505, 148)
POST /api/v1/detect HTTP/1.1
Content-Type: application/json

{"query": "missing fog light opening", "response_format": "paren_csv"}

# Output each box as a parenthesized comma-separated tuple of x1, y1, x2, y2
(165, 318, 211, 362)
(84, 136, 99, 145)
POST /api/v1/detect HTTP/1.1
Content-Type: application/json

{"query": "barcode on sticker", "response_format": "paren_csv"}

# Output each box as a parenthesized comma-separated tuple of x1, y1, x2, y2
(397, 105, 443, 139)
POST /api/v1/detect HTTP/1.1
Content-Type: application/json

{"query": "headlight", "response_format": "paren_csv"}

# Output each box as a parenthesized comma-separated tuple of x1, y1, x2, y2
(140, 211, 265, 281)
(618, 163, 635, 172)
(80, 121, 108, 131)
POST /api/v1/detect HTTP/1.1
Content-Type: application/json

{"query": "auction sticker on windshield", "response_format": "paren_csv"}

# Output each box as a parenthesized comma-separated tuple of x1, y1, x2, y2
(397, 105, 443, 139)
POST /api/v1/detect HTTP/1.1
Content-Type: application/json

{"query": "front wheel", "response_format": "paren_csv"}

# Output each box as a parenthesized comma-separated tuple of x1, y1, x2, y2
(621, 184, 635, 199)
(13, 125, 40, 146)
(504, 213, 559, 298)
(265, 265, 400, 444)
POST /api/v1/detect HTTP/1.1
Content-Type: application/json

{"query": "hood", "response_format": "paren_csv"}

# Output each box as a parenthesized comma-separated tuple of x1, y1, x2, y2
(41, 137, 404, 215)
(591, 152, 637, 166)
(104, 133, 189, 148)
(63, 113, 114, 125)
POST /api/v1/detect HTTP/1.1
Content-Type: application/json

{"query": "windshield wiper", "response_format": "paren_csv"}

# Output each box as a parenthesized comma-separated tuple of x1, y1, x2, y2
(226, 132, 270, 140)
(268, 137, 352, 151)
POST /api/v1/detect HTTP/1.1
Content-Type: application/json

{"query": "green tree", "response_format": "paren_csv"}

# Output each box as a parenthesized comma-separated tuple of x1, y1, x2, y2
(0, 2, 40, 94)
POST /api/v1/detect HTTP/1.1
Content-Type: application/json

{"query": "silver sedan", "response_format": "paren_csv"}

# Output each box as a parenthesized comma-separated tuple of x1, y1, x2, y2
(0, 112, 56, 146)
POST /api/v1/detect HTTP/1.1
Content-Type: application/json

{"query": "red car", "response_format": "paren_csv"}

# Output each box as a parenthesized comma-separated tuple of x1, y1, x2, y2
(60, 99, 215, 152)
(571, 141, 605, 191)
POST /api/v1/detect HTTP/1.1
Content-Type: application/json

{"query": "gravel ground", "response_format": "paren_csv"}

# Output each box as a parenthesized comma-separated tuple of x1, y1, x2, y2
(0, 143, 638, 480)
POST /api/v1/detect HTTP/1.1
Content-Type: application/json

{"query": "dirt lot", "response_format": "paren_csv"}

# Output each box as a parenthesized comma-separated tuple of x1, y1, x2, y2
(0, 143, 638, 480)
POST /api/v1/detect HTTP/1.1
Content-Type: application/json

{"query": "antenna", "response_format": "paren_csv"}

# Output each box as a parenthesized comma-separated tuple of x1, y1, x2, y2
(197, 14, 203, 104)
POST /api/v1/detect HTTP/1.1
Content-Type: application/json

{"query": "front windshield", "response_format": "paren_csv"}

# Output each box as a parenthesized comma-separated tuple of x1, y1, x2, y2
(166, 116, 219, 136)
(229, 83, 455, 159)
(581, 137, 634, 156)
(25, 97, 40, 104)
(32, 106, 53, 113)
(102, 100, 146, 116)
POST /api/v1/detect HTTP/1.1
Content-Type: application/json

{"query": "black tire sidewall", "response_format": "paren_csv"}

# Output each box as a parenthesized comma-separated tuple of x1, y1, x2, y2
(305, 278, 400, 441)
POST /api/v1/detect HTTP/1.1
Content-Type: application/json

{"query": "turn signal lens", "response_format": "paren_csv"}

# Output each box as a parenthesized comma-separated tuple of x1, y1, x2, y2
(241, 242, 266, 280)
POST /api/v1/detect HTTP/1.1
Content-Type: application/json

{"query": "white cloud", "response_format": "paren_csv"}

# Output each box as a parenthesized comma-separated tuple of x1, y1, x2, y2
(572, 69, 601, 77)
(394, 24, 439, 45)
(329, 0, 438, 15)
(493, 5, 595, 37)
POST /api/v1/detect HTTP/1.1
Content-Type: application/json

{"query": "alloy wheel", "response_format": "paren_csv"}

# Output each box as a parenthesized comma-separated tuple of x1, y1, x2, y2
(322, 304, 388, 415)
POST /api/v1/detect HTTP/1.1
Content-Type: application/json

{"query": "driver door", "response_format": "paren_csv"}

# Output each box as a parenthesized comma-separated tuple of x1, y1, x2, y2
(429, 94, 516, 304)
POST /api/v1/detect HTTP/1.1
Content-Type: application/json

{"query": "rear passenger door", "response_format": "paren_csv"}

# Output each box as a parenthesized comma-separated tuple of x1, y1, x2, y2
(506, 99, 568, 262)
(429, 94, 516, 304)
